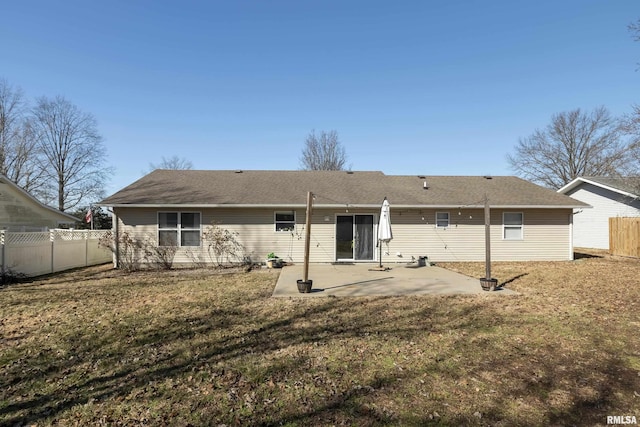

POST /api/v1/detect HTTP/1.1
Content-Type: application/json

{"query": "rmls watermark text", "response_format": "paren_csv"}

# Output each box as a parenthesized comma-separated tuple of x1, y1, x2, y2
(607, 415, 637, 425)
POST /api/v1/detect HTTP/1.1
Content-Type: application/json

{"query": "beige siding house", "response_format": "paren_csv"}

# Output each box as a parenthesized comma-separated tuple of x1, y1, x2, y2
(100, 170, 588, 266)
(0, 174, 77, 231)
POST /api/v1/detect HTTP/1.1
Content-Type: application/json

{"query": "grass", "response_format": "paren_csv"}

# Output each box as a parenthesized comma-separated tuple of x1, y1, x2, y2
(1, 249, 639, 426)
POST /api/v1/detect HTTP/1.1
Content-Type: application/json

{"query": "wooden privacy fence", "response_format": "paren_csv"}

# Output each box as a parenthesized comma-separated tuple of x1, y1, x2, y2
(0, 229, 112, 277)
(609, 217, 640, 258)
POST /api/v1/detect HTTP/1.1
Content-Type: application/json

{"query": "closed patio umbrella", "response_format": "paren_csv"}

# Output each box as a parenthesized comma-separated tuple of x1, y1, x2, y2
(377, 197, 392, 268)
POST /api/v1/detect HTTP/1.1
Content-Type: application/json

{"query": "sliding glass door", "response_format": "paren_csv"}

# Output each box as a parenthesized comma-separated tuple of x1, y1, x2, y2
(336, 215, 374, 261)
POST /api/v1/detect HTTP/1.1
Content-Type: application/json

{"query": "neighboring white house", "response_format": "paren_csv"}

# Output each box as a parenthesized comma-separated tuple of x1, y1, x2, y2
(0, 174, 78, 231)
(100, 170, 588, 266)
(558, 177, 640, 249)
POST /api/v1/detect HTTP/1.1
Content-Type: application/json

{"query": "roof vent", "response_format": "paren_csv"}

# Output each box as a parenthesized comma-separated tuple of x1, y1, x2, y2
(418, 175, 426, 179)
(483, 175, 492, 179)
(235, 170, 243, 174)
(423, 181, 429, 190)
(346, 171, 354, 174)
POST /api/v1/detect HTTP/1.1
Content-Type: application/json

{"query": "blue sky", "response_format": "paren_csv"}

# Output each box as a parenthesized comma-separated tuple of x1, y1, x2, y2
(2, 0, 638, 196)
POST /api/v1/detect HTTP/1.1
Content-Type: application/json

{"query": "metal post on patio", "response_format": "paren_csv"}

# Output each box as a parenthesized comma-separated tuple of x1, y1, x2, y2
(296, 191, 314, 293)
(480, 193, 498, 291)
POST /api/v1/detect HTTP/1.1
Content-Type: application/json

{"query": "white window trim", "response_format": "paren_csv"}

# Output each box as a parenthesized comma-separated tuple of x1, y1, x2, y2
(274, 211, 296, 232)
(436, 211, 450, 228)
(503, 212, 524, 240)
(158, 211, 202, 247)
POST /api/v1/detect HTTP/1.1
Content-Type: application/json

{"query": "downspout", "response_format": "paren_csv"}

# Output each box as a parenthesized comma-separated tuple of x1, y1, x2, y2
(85, 229, 89, 267)
(0, 230, 5, 274)
(50, 229, 55, 274)
(569, 211, 574, 261)
(108, 208, 119, 269)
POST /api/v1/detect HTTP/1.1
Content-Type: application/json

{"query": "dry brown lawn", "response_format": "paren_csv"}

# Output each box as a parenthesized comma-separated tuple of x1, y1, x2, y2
(1, 249, 639, 426)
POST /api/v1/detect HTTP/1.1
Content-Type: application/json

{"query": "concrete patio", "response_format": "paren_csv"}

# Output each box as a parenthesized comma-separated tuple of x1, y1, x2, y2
(272, 263, 517, 297)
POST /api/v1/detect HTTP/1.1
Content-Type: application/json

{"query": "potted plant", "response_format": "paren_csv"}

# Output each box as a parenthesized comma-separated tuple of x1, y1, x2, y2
(266, 252, 283, 268)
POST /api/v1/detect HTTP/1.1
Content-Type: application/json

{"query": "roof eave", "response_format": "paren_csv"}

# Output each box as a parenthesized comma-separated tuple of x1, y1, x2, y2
(557, 177, 583, 194)
(100, 203, 588, 209)
(487, 204, 591, 209)
(0, 174, 78, 222)
(558, 177, 639, 198)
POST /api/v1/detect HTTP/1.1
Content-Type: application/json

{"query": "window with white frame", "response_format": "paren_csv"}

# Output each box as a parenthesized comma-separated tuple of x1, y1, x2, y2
(503, 212, 523, 240)
(158, 212, 201, 246)
(436, 212, 450, 228)
(275, 211, 295, 232)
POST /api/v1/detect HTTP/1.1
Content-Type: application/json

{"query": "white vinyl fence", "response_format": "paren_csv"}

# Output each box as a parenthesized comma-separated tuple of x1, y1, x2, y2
(0, 229, 112, 277)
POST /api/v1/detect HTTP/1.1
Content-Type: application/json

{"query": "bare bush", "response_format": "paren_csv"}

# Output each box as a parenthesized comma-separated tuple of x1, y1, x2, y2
(99, 231, 141, 272)
(0, 268, 27, 287)
(141, 238, 178, 270)
(202, 222, 246, 267)
(99, 231, 177, 271)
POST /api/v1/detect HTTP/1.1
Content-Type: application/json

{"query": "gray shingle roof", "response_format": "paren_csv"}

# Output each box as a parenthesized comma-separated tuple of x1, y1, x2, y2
(0, 174, 78, 223)
(579, 176, 640, 197)
(100, 170, 588, 208)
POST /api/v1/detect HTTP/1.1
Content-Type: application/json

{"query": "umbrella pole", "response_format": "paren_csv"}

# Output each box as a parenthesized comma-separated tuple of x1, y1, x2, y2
(379, 240, 382, 268)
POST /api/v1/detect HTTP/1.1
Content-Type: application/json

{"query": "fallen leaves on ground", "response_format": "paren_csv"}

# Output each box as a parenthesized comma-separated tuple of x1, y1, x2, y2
(1, 249, 639, 426)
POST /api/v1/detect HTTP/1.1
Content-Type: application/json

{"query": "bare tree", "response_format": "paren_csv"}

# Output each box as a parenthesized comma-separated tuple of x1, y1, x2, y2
(0, 79, 43, 192)
(0, 79, 24, 173)
(149, 155, 193, 171)
(622, 15, 640, 190)
(299, 129, 349, 171)
(622, 105, 640, 156)
(507, 107, 638, 189)
(32, 96, 111, 211)
(630, 19, 640, 41)
(620, 105, 640, 195)
(630, 19, 640, 68)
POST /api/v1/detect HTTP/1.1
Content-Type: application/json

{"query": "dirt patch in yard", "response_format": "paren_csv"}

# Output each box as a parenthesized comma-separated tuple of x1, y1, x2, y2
(1, 250, 639, 426)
